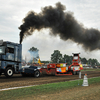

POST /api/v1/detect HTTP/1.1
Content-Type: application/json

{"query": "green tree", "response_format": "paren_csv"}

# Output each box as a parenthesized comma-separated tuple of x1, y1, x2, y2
(87, 58, 92, 65)
(87, 58, 100, 66)
(63, 54, 72, 65)
(81, 58, 87, 64)
(51, 50, 63, 63)
(29, 47, 39, 51)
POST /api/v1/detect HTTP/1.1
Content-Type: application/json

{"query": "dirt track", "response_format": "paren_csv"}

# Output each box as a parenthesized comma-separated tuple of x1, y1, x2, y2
(0, 71, 100, 89)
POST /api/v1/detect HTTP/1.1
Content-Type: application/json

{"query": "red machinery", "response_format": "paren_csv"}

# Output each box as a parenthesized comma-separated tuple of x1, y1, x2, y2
(40, 63, 72, 76)
(40, 53, 83, 76)
(68, 53, 83, 75)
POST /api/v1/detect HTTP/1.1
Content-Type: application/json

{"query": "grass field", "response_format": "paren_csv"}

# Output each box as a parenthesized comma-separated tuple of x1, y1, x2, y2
(0, 76, 100, 100)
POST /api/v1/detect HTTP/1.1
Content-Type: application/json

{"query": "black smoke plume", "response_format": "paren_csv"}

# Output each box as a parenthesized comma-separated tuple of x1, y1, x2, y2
(19, 2, 100, 51)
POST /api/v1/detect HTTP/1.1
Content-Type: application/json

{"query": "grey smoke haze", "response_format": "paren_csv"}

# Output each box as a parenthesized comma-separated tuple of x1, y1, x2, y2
(19, 2, 100, 51)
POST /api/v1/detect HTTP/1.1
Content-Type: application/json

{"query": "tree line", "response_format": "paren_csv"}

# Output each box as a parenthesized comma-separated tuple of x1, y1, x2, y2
(29, 47, 100, 66)
(42, 50, 100, 66)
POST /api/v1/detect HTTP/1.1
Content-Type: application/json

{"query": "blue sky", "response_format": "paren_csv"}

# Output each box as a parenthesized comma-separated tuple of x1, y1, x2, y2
(0, 0, 100, 62)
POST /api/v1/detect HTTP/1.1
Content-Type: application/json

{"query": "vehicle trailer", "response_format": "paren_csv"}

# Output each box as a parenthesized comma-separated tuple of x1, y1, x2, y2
(19, 63, 71, 78)
(40, 63, 72, 76)
(0, 40, 22, 77)
(19, 53, 83, 77)
(40, 53, 83, 76)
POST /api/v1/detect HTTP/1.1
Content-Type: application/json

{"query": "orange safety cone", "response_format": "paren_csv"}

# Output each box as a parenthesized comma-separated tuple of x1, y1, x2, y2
(82, 74, 88, 86)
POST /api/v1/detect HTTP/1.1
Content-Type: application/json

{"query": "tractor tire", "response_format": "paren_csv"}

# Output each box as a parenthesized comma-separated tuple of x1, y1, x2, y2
(34, 70, 40, 78)
(5, 67, 13, 77)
